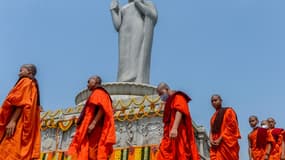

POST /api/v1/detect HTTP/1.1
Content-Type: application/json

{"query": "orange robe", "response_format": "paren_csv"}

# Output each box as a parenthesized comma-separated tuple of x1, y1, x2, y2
(0, 77, 41, 160)
(68, 87, 116, 160)
(157, 91, 200, 160)
(210, 107, 241, 160)
(268, 128, 284, 160)
(248, 128, 274, 160)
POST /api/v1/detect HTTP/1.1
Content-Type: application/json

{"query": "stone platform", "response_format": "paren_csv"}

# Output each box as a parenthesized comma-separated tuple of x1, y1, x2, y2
(40, 82, 210, 160)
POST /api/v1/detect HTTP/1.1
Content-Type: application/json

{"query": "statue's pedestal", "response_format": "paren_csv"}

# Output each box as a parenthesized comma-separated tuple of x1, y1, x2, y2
(75, 82, 158, 104)
(40, 82, 210, 160)
(75, 82, 163, 148)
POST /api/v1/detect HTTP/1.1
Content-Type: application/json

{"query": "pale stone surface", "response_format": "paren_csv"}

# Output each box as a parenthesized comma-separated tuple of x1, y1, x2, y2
(75, 82, 157, 105)
(41, 83, 210, 159)
(110, 0, 158, 83)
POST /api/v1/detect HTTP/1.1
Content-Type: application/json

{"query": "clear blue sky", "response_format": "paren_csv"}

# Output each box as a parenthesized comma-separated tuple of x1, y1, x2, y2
(1, 0, 284, 159)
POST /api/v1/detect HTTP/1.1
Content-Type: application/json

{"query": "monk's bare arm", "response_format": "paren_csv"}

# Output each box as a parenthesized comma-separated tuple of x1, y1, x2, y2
(264, 143, 271, 160)
(92, 107, 104, 125)
(10, 107, 22, 122)
(169, 111, 182, 138)
(6, 107, 22, 137)
(173, 111, 182, 129)
(88, 107, 104, 133)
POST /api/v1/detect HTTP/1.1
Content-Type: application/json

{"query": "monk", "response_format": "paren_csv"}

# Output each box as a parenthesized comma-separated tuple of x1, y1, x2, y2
(156, 82, 200, 160)
(266, 117, 285, 160)
(248, 115, 273, 160)
(68, 75, 116, 160)
(0, 64, 41, 160)
(209, 94, 241, 160)
(261, 120, 269, 129)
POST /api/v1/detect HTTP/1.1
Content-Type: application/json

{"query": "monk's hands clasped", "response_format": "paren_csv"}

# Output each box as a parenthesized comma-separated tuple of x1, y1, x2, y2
(210, 138, 216, 146)
(6, 120, 16, 137)
(169, 128, 178, 138)
(210, 137, 222, 146)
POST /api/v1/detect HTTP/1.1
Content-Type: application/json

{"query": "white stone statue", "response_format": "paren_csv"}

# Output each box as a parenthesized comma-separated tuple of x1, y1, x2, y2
(110, 0, 158, 84)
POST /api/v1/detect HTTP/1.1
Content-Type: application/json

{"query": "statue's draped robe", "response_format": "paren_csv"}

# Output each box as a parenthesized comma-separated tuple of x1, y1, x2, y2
(113, 1, 157, 83)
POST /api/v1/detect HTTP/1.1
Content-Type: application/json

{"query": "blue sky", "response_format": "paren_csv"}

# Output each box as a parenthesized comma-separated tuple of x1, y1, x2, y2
(0, 0, 284, 159)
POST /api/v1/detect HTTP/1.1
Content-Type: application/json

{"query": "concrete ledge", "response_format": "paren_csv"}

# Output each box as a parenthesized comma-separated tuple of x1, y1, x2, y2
(75, 82, 157, 105)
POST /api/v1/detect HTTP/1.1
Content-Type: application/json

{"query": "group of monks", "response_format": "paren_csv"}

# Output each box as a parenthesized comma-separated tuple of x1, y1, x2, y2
(248, 116, 285, 160)
(0, 64, 280, 160)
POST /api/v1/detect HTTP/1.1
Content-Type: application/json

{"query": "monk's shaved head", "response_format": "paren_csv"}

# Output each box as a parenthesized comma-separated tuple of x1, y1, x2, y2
(249, 115, 258, 121)
(211, 94, 223, 101)
(267, 117, 275, 123)
(89, 75, 102, 85)
(157, 82, 170, 91)
(156, 82, 171, 98)
(267, 117, 276, 129)
(211, 94, 223, 110)
(87, 75, 102, 91)
(261, 120, 268, 127)
(249, 115, 259, 128)
(21, 64, 37, 76)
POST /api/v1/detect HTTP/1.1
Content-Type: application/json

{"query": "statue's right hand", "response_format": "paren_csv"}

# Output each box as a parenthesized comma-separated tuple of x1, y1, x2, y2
(110, 0, 119, 10)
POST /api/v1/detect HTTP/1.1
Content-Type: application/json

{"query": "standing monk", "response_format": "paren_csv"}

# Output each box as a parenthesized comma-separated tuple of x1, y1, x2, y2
(68, 76, 116, 160)
(156, 82, 200, 160)
(261, 120, 269, 129)
(209, 94, 241, 160)
(248, 115, 273, 160)
(0, 64, 41, 160)
(266, 117, 285, 160)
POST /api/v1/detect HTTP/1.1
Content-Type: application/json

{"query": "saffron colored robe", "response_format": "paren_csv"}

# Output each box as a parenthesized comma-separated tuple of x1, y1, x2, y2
(268, 128, 284, 160)
(248, 127, 274, 160)
(157, 91, 200, 160)
(68, 87, 116, 160)
(0, 77, 41, 160)
(210, 107, 241, 160)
